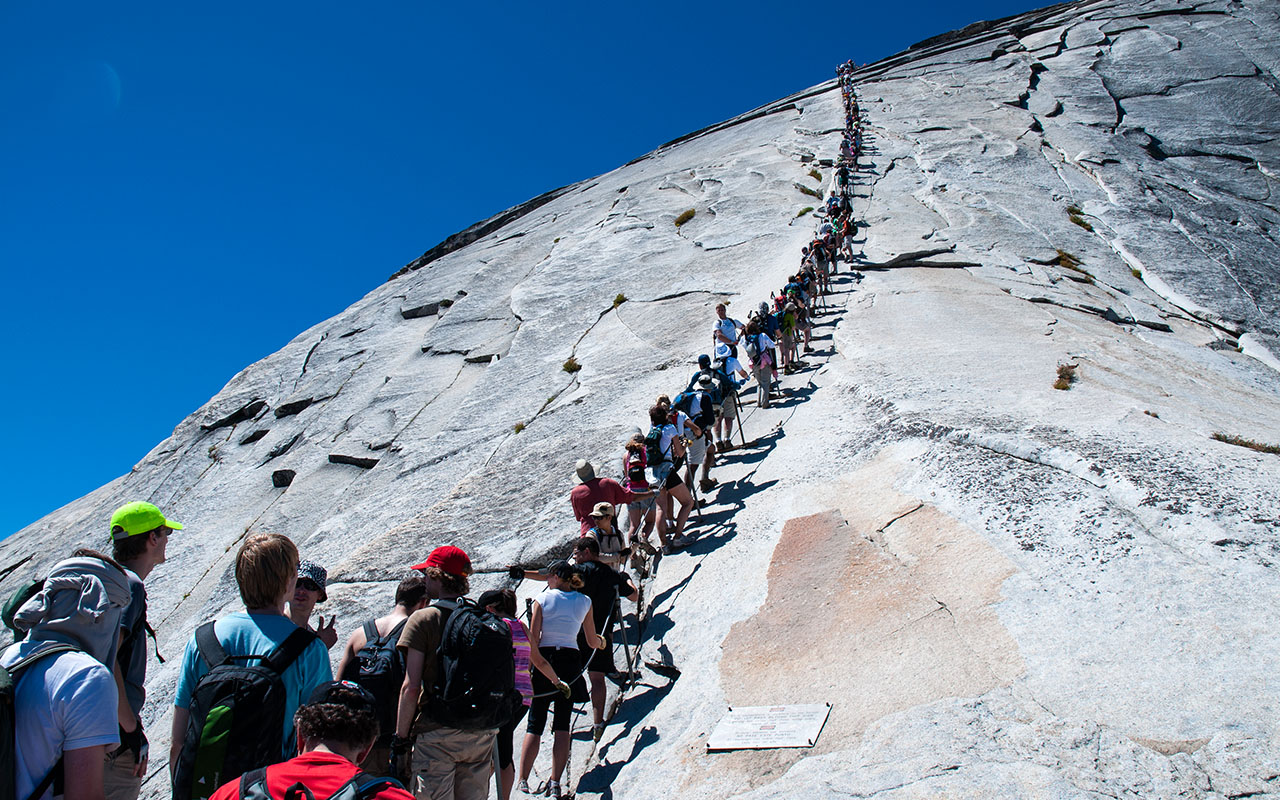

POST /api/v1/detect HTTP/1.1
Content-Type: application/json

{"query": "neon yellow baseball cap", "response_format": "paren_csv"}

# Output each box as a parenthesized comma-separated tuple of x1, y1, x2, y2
(109, 501, 183, 541)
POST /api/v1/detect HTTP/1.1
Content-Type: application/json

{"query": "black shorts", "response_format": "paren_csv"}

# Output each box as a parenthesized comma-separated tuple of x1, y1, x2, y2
(577, 629, 616, 674)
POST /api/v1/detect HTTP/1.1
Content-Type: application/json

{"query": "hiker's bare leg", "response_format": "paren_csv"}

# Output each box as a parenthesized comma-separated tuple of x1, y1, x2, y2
(589, 671, 606, 725)
(499, 762, 515, 800)
(518, 732, 539, 783)
(671, 484, 693, 537)
(551, 730, 571, 783)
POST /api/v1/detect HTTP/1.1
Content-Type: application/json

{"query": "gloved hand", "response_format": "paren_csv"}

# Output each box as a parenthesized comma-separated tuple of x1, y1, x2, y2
(508, 565, 524, 581)
(389, 735, 413, 781)
(556, 680, 572, 699)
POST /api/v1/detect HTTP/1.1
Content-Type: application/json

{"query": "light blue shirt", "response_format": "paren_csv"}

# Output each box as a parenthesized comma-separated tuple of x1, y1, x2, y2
(173, 611, 332, 758)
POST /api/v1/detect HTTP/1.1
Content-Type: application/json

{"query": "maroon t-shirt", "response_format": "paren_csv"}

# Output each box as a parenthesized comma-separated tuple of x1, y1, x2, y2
(569, 478, 640, 534)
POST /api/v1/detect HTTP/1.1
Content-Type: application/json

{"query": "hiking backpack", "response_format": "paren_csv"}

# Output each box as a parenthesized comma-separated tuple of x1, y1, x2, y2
(673, 391, 712, 429)
(644, 426, 667, 466)
(237, 766, 404, 800)
(744, 335, 761, 364)
(426, 598, 520, 731)
(1, 643, 81, 800)
(625, 450, 647, 486)
(173, 623, 317, 800)
(339, 619, 408, 746)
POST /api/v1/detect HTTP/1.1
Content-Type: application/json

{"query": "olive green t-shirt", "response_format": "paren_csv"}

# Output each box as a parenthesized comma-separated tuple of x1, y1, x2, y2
(396, 599, 457, 726)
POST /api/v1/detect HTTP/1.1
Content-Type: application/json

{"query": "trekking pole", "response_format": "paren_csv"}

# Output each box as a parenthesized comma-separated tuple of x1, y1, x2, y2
(614, 592, 636, 685)
(733, 391, 748, 447)
(689, 476, 703, 524)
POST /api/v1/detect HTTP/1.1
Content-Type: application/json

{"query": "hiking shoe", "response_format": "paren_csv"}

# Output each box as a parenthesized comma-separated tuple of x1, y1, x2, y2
(671, 535, 693, 548)
(593, 723, 606, 742)
(548, 780, 562, 799)
(699, 478, 717, 493)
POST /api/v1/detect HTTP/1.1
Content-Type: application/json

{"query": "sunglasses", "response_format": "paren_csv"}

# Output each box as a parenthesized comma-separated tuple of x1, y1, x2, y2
(297, 578, 321, 592)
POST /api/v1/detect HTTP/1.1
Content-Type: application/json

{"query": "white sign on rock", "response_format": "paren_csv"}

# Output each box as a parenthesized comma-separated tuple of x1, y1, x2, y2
(706, 703, 832, 751)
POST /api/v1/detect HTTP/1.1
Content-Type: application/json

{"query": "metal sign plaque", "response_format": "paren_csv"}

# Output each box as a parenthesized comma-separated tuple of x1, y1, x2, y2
(706, 703, 832, 751)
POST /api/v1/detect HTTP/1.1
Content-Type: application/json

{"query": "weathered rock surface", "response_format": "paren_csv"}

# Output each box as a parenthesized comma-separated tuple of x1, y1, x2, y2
(4, 0, 1280, 797)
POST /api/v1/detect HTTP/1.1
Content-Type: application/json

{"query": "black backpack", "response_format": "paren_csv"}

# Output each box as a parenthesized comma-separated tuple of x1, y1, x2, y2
(237, 766, 404, 800)
(644, 426, 667, 466)
(173, 623, 317, 800)
(426, 599, 520, 731)
(1, 643, 81, 800)
(338, 619, 408, 745)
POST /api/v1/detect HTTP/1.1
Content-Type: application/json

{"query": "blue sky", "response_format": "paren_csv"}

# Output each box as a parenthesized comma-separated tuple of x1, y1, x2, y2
(1, 1, 1043, 537)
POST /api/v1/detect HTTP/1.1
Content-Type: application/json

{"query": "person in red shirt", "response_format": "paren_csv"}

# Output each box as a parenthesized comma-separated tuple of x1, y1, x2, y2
(568, 460, 653, 535)
(209, 681, 411, 800)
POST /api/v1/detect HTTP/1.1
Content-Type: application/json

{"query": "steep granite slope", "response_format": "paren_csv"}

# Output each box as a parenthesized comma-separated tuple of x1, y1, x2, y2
(4, 0, 1279, 797)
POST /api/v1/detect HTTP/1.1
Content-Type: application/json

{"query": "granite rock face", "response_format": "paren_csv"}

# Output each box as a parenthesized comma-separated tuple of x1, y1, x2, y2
(4, 0, 1280, 797)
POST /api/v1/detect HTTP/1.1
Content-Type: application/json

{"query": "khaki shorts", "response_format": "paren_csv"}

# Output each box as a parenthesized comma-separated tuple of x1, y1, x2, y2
(686, 433, 707, 466)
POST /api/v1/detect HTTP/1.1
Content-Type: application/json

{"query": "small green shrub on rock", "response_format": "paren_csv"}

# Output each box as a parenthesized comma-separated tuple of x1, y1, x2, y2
(563, 356, 582, 373)
(674, 209, 696, 226)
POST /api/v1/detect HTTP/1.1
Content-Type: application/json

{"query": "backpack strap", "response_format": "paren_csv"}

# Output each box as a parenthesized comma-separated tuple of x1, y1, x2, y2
(238, 766, 271, 800)
(362, 620, 379, 646)
(262, 627, 318, 675)
(382, 617, 408, 646)
(194, 621, 228, 668)
(325, 771, 407, 800)
(25, 755, 62, 800)
(281, 783, 318, 800)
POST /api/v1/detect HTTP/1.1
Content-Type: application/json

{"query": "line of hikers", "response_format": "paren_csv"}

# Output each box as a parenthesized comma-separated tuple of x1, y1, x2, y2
(1, 72, 865, 800)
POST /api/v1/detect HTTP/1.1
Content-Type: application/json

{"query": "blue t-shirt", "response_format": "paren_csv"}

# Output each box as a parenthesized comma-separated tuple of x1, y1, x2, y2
(173, 611, 332, 758)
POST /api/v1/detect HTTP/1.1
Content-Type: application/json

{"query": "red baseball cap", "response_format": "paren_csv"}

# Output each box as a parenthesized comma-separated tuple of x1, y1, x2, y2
(411, 545, 472, 577)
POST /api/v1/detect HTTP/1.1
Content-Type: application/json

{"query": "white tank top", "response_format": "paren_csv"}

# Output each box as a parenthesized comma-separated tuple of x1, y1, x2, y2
(537, 588, 591, 649)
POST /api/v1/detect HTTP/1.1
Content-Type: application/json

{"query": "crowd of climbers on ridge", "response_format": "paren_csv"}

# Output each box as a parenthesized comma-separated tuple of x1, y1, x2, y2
(0, 68, 865, 800)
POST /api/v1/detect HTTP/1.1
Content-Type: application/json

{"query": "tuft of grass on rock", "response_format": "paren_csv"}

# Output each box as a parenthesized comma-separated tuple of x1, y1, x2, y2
(1131, 267, 1143, 279)
(554, 237, 561, 243)
(674, 209, 696, 227)
(1067, 205, 1094, 231)
(1144, 409, 1159, 418)
(563, 356, 582, 374)
(439, 298, 454, 308)
(796, 183, 822, 199)
(808, 168, 823, 182)
(513, 422, 526, 433)
(797, 206, 814, 218)
(613, 293, 628, 309)
(1053, 362, 1078, 390)
(1055, 250, 1094, 283)
(1211, 432, 1280, 454)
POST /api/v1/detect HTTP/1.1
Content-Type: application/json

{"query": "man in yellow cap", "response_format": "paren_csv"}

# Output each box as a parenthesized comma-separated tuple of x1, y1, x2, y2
(105, 501, 182, 800)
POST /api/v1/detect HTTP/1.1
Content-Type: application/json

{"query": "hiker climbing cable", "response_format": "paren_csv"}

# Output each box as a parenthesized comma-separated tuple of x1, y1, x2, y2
(517, 560, 605, 800)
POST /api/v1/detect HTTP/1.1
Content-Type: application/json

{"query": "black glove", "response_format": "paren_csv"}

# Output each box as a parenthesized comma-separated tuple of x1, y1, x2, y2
(118, 718, 147, 764)
(507, 565, 524, 581)
(389, 735, 413, 781)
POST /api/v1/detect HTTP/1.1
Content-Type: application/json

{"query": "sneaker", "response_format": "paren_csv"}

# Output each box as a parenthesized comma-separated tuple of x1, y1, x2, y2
(548, 780, 562, 799)
(517, 780, 531, 795)
(593, 723, 606, 742)
(719, 440, 734, 452)
(671, 535, 692, 548)
(699, 478, 717, 493)
(661, 544, 673, 555)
